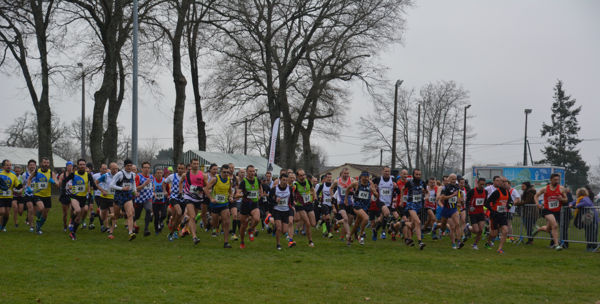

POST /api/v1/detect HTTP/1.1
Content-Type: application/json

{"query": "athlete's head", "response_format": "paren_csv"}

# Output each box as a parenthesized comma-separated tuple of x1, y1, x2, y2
(27, 159, 36, 172)
(477, 178, 486, 189)
(14, 165, 22, 175)
(296, 169, 306, 182)
(124, 159, 133, 172)
(458, 177, 465, 188)
(382, 166, 391, 178)
(141, 161, 151, 175)
(413, 169, 422, 181)
(246, 165, 256, 179)
(40, 157, 50, 171)
(442, 175, 449, 185)
(265, 171, 272, 180)
(176, 163, 185, 175)
(1, 159, 10, 172)
(220, 164, 230, 176)
(428, 177, 436, 187)
(400, 169, 408, 181)
(77, 159, 86, 173)
(190, 159, 199, 171)
(279, 169, 286, 177)
(550, 173, 560, 186)
(99, 163, 108, 174)
(500, 177, 508, 189)
(109, 162, 118, 175)
(155, 167, 163, 179)
(209, 164, 218, 176)
(492, 176, 501, 188)
(448, 174, 457, 185)
(288, 173, 296, 184)
(238, 168, 246, 178)
(279, 173, 288, 186)
(359, 171, 370, 184)
(341, 168, 349, 180)
(131, 165, 137, 174)
(325, 172, 332, 183)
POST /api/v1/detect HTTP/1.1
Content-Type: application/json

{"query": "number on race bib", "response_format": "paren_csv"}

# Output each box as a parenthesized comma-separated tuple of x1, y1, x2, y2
(190, 185, 200, 193)
(37, 182, 48, 190)
(155, 192, 165, 200)
(276, 197, 287, 206)
(381, 188, 392, 196)
(497, 205, 506, 213)
(323, 197, 331, 204)
(1, 190, 12, 197)
(358, 191, 369, 200)
(73, 185, 85, 193)
(215, 194, 226, 203)
(247, 191, 258, 199)
(413, 194, 422, 203)
(302, 194, 311, 203)
(548, 200, 559, 209)
(475, 198, 484, 206)
(123, 183, 133, 189)
(449, 197, 457, 206)
(340, 188, 346, 196)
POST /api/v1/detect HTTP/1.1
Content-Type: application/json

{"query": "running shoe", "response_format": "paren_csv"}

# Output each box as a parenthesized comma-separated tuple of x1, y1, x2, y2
(484, 242, 492, 250)
(288, 240, 296, 248)
(554, 245, 563, 251)
(108, 234, 115, 240)
(37, 230, 43, 235)
(276, 244, 282, 251)
(419, 241, 426, 250)
(144, 230, 151, 237)
(458, 242, 465, 249)
(29, 227, 34, 233)
(497, 249, 504, 254)
(452, 243, 458, 250)
(371, 230, 377, 241)
(193, 237, 200, 245)
(129, 233, 136, 241)
(249, 232, 255, 242)
(173, 231, 179, 239)
(211, 232, 217, 238)
(232, 234, 238, 241)
(89, 223, 95, 230)
(101, 226, 108, 233)
(327, 233, 333, 238)
(168, 233, 174, 241)
(359, 237, 365, 245)
(69, 232, 77, 240)
(472, 244, 479, 250)
(308, 241, 315, 247)
(224, 242, 232, 248)
(381, 232, 386, 239)
(240, 243, 246, 249)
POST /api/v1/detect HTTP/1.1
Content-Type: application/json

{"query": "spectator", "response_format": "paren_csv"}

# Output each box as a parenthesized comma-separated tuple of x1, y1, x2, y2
(519, 182, 538, 245)
(570, 188, 599, 252)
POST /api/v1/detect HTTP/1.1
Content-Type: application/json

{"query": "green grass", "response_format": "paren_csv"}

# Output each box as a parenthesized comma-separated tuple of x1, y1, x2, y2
(1, 199, 599, 304)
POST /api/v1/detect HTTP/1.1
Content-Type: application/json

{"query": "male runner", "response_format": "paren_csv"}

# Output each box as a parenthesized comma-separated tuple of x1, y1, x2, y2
(0, 160, 19, 232)
(466, 178, 487, 249)
(63, 159, 96, 240)
(204, 164, 234, 248)
(401, 169, 427, 249)
(439, 174, 463, 249)
(110, 159, 138, 241)
(236, 165, 264, 249)
(533, 173, 567, 251)
(485, 177, 514, 254)
(164, 163, 185, 241)
(292, 169, 317, 247)
(27, 157, 57, 234)
(134, 161, 154, 236)
(152, 168, 168, 234)
(346, 171, 373, 246)
(370, 166, 398, 240)
(95, 162, 118, 238)
(269, 173, 294, 249)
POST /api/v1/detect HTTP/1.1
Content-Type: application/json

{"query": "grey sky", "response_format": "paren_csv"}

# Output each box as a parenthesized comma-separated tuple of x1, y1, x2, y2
(1, 0, 599, 170)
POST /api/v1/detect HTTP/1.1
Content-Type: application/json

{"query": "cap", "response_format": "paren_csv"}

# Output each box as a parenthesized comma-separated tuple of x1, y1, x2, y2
(360, 171, 370, 177)
(66, 161, 73, 166)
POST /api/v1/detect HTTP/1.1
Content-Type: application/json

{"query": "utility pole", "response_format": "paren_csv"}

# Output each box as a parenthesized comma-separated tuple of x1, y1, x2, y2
(523, 109, 532, 166)
(78, 62, 85, 159)
(462, 105, 471, 177)
(132, 0, 139, 165)
(391, 80, 403, 170)
(416, 103, 421, 169)
(380, 149, 383, 166)
(244, 119, 248, 155)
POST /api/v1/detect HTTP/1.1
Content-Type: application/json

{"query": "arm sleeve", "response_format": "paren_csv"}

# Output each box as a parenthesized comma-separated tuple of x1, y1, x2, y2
(316, 185, 324, 197)
(88, 173, 98, 190)
(466, 189, 474, 205)
(110, 171, 123, 190)
(485, 190, 499, 209)
(135, 174, 141, 186)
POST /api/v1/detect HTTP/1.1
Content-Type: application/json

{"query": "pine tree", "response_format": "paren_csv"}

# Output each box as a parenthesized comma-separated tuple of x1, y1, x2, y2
(540, 80, 589, 189)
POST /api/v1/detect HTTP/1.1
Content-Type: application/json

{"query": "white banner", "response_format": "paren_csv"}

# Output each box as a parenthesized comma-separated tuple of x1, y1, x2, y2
(267, 118, 280, 172)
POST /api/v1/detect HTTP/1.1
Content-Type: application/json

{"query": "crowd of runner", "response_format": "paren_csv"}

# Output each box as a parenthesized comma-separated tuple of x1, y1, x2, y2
(0, 157, 594, 253)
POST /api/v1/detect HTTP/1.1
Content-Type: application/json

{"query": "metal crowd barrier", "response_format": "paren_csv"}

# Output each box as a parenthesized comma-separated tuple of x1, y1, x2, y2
(508, 204, 599, 247)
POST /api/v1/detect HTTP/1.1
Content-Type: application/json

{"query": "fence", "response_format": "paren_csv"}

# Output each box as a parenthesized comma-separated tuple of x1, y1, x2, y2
(508, 204, 599, 248)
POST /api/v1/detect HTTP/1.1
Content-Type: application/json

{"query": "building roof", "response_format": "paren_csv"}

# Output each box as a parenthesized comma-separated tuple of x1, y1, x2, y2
(0, 146, 68, 167)
(183, 150, 283, 176)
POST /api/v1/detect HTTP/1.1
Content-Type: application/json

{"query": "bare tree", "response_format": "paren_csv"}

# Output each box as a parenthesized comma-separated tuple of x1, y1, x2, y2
(0, 0, 58, 165)
(211, 125, 243, 154)
(4, 112, 65, 149)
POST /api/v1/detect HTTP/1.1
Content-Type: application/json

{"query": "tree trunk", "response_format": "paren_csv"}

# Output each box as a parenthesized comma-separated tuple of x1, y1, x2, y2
(171, 0, 191, 165)
(188, 4, 206, 151)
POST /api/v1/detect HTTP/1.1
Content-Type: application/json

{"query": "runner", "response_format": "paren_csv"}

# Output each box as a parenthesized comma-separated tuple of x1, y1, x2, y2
(134, 161, 154, 237)
(423, 177, 438, 235)
(95, 162, 118, 238)
(63, 159, 96, 240)
(315, 172, 334, 238)
(229, 165, 243, 241)
(179, 158, 204, 245)
(26, 157, 57, 234)
(201, 164, 219, 232)
(484, 176, 502, 247)
(204, 164, 234, 248)
(109, 159, 138, 241)
(19, 161, 37, 232)
(58, 161, 74, 231)
(269, 173, 294, 250)
(292, 169, 317, 247)
(345, 171, 373, 246)
(533, 173, 567, 251)
(236, 165, 264, 249)
(466, 178, 487, 249)
(330, 168, 354, 242)
(89, 163, 107, 230)
(485, 177, 514, 254)
(0, 160, 19, 232)
(370, 166, 398, 240)
(439, 174, 464, 249)
(457, 177, 468, 242)
(152, 168, 168, 235)
(506, 180, 521, 243)
(401, 169, 427, 250)
(164, 163, 185, 241)
(10, 165, 24, 228)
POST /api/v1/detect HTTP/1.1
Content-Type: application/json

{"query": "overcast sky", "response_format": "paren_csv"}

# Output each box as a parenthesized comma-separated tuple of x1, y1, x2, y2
(1, 0, 599, 170)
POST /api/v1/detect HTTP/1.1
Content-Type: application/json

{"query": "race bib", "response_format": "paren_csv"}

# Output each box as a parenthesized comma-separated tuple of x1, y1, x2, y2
(36, 182, 48, 190)
(109, 188, 116, 195)
(145, 183, 153, 190)
(155, 192, 165, 200)
(340, 188, 346, 196)
(215, 194, 226, 203)
(72, 184, 85, 193)
(302, 194, 311, 203)
(276, 197, 287, 206)
(497, 205, 506, 213)
(429, 195, 436, 202)
(0, 190, 12, 197)
(448, 197, 457, 206)
(358, 191, 369, 200)
(412, 194, 422, 203)
(548, 200, 559, 209)
(122, 182, 133, 189)
(323, 197, 331, 204)
(381, 188, 392, 196)
(475, 198, 484, 206)
(190, 185, 200, 193)
(247, 191, 258, 199)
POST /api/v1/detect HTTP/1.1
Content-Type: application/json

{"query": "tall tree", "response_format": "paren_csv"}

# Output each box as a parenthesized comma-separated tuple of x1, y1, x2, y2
(540, 80, 589, 188)
(0, 0, 57, 165)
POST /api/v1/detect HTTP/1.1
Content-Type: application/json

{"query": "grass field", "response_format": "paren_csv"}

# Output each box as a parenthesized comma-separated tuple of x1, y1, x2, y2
(1, 200, 599, 304)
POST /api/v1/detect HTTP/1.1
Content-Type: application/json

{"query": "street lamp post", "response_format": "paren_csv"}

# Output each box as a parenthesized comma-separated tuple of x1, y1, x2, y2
(132, 0, 139, 165)
(462, 105, 471, 177)
(78, 62, 85, 159)
(524, 109, 532, 166)
(391, 79, 403, 169)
